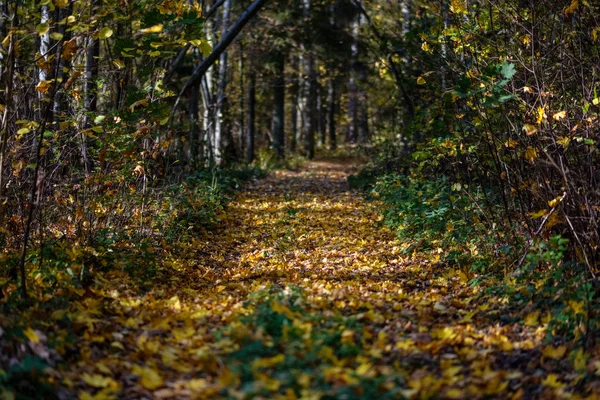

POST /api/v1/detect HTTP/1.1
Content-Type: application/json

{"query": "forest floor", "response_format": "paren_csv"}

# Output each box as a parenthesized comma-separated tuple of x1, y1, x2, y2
(6, 158, 598, 399)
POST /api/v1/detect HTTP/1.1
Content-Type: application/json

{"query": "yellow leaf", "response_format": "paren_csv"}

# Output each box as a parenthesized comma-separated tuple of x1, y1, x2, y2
(564, 0, 578, 16)
(252, 354, 285, 370)
(255, 372, 281, 391)
(450, 0, 467, 14)
(571, 348, 587, 371)
(421, 42, 432, 53)
(50, 32, 64, 41)
(81, 373, 115, 388)
(113, 59, 125, 69)
(542, 345, 566, 359)
(536, 106, 546, 124)
(524, 123, 537, 136)
(525, 146, 538, 163)
(97, 27, 113, 40)
(55, 0, 69, 8)
(557, 136, 571, 148)
(61, 38, 78, 61)
(395, 339, 415, 351)
(199, 41, 212, 57)
(524, 310, 540, 326)
(504, 139, 518, 148)
(542, 374, 566, 389)
(552, 111, 567, 121)
(132, 365, 164, 390)
(129, 99, 148, 112)
(23, 328, 40, 344)
(417, 76, 426, 85)
(356, 363, 372, 376)
(569, 300, 584, 315)
(592, 27, 600, 42)
(548, 195, 563, 208)
(36, 23, 50, 36)
(139, 24, 163, 34)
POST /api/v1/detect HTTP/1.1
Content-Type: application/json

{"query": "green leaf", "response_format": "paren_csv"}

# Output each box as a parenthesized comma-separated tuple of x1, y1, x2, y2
(500, 62, 516, 80)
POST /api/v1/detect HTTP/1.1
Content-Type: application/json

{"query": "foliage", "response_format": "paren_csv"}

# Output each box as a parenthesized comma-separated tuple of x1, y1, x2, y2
(2, 161, 599, 399)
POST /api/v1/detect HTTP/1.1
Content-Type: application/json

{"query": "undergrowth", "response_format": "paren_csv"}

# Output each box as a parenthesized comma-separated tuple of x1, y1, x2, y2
(0, 165, 265, 397)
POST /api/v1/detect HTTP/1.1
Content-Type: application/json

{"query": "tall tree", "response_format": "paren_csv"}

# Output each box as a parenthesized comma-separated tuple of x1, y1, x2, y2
(214, 0, 232, 165)
(301, 0, 316, 159)
(271, 50, 285, 158)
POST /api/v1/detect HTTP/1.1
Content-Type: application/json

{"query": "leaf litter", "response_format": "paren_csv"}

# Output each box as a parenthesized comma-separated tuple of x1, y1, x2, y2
(3, 160, 600, 399)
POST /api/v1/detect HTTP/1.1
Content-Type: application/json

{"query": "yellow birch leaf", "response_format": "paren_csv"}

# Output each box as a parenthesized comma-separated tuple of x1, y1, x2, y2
(552, 111, 567, 121)
(450, 0, 467, 14)
(132, 366, 164, 390)
(542, 374, 566, 389)
(536, 106, 546, 124)
(525, 146, 538, 163)
(36, 80, 52, 94)
(50, 32, 63, 41)
(524, 310, 540, 326)
(592, 27, 600, 42)
(530, 209, 548, 219)
(97, 27, 113, 40)
(542, 345, 566, 359)
(417, 76, 426, 85)
(139, 24, 163, 34)
(569, 300, 584, 315)
(557, 136, 571, 148)
(36, 23, 50, 36)
(571, 348, 587, 371)
(524, 123, 537, 135)
(564, 0, 578, 16)
(55, 0, 69, 8)
(81, 373, 116, 388)
(548, 195, 563, 208)
(23, 328, 40, 343)
(199, 41, 212, 57)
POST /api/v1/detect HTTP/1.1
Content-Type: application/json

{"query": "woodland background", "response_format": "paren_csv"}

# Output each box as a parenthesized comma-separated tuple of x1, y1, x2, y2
(2, 0, 600, 397)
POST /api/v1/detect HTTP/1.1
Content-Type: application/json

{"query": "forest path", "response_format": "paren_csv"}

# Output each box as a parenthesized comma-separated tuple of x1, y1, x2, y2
(67, 159, 559, 399)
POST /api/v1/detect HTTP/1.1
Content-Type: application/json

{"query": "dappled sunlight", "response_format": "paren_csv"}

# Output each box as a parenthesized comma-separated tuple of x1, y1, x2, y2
(43, 160, 597, 399)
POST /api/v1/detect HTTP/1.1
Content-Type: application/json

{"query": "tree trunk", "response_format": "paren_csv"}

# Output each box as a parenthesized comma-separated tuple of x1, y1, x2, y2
(271, 50, 285, 158)
(189, 81, 200, 163)
(82, 0, 100, 173)
(246, 69, 256, 163)
(302, 0, 316, 159)
(327, 75, 337, 150)
(317, 79, 327, 148)
(289, 54, 298, 152)
(296, 53, 305, 151)
(347, 15, 359, 143)
(213, 0, 232, 165)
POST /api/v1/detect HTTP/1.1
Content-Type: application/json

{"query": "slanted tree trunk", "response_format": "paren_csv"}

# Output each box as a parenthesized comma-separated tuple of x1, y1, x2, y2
(271, 50, 285, 158)
(246, 69, 256, 163)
